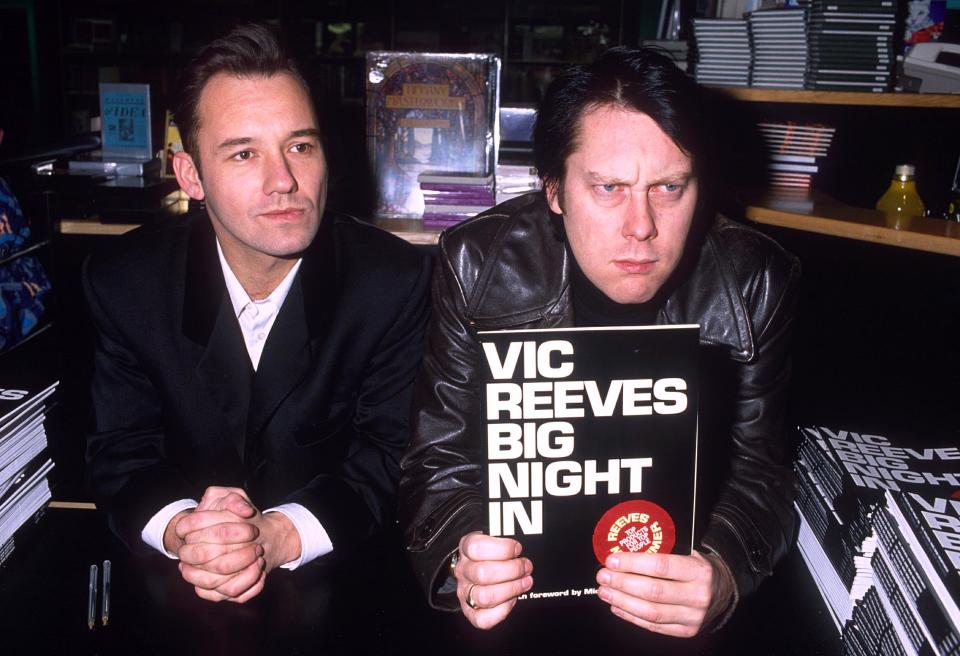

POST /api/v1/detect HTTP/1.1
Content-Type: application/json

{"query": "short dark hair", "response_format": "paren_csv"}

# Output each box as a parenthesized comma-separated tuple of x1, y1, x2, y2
(533, 46, 706, 192)
(173, 23, 311, 174)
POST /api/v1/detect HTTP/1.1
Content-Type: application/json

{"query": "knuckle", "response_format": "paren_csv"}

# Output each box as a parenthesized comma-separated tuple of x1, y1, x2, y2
(635, 603, 662, 624)
(514, 560, 527, 578)
(194, 544, 213, 563)
(473, 563, 489, 582)
(219, 579, 245, 598)
(653, 556, 671, 578)
(647, 579, 665, 602)
(693, 588, 712, 609)
(474, 611, 498, 631)
(212, 557, 235, 575)
(472, 586, 490, 606)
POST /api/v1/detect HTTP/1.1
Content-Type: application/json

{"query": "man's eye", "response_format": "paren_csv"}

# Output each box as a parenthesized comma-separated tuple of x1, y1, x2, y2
(232, 151, 253, 161)
(662, 183, 683, 193)
(291, 142, 313, 154)
(598, 183, 619, 193)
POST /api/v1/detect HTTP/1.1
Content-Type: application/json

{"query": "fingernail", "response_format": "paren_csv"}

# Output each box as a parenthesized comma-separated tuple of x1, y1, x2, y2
(598, 586, 611, 602)
(606, 555, 620, 569)
(522, 576, 533, 590)
(597, 570, 611, 585)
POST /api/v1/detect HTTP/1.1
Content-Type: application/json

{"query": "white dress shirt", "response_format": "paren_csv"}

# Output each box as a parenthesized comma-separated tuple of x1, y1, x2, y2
(140, 240, 333, 569)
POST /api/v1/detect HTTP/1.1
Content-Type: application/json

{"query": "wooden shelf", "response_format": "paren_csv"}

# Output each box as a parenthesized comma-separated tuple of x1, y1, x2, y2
(59, 198, 960, 256)
(745, 191, 960, 257)
(719, 88, 960, 108)
(58, 217, 442, 246)
(58, 219, 137, 236)
(372, 217, 441, 245)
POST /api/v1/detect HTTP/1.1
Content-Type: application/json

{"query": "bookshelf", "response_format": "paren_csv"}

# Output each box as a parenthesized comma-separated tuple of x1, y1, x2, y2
(744, 191, 960, 257)
(720, 88, 960, 109)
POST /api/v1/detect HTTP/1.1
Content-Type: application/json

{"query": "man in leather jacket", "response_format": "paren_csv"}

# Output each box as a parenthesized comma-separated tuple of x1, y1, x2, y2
(399, 47, 799, 638)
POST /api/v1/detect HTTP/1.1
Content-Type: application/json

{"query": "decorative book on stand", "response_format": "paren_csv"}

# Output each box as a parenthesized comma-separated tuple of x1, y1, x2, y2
(365, 51, 500, 219)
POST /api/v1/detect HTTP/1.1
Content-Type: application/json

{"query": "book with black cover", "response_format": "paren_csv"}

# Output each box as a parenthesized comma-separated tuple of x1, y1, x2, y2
(478, 325, 699, 603)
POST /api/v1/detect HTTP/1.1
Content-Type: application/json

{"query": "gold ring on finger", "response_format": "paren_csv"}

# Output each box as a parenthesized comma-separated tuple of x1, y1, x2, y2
(466, 583, 480, 610)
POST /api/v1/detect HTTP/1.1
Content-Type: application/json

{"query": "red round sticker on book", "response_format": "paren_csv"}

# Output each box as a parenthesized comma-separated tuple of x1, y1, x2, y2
(592, 500, 676, 565)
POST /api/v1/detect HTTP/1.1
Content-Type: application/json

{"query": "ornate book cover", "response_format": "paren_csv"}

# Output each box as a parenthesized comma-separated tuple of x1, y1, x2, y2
(478, 325, 699, 603)
(365, 51, 500, 219)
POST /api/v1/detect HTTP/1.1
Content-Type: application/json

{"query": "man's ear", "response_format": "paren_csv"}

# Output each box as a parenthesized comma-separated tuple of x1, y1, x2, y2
(545, 180, 563, 215)
(172, 151, 205, 201)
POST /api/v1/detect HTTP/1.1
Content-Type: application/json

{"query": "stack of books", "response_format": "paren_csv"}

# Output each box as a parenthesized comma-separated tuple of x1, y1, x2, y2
(757, 121, 836, 189)
(0, 380, 57, 566)
(494, 163, 541, 205)
(419, 172, 495, 230)
(748, 8, 809, 89)
(807, 0, 897, 92)
(691, 18, 752, 87)
(795, 425, 960, 656)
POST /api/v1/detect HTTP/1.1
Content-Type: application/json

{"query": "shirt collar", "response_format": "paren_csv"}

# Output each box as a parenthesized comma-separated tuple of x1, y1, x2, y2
(216, 239, 303, 318)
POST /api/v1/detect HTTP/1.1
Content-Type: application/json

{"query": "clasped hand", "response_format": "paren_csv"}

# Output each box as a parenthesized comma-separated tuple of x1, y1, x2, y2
(163, 486, 300, 603)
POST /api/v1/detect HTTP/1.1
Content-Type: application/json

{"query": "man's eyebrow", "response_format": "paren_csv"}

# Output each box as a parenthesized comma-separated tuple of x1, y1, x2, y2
(216, 137, 252, 151)
(289, 128, 321, 139)
(215, 128, 320, 152)
(586, 169, 694, 183)
(586, 170, 630, 184)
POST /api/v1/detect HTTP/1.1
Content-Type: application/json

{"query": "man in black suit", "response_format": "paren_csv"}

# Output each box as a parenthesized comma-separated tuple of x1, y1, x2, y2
(84, 24, 430, 605)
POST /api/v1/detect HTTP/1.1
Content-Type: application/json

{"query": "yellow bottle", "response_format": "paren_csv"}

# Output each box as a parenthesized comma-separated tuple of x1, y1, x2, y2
(875, 164, 926, 219)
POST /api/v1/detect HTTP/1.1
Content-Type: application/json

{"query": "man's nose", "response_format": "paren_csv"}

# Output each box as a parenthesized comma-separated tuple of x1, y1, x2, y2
(263, 153, 298, 195)
(621, 195, 658, 241)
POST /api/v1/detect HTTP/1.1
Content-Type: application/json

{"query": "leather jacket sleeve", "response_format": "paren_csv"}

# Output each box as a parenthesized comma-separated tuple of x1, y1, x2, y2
(399, 202, 800, 613)
(399, 240, 487, 611)
(697, 223, 801, 605)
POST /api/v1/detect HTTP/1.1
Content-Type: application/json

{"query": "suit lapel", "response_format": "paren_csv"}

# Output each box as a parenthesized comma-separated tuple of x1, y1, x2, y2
(247, 214, 341, 440)
(181, 216, 252, 458)
(247, 278, 311, 438)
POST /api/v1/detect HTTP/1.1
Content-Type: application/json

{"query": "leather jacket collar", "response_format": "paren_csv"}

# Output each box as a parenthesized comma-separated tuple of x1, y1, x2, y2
(442, 192, 755, 362)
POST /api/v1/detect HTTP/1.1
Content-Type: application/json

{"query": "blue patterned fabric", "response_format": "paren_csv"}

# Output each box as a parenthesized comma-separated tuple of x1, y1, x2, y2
(0, 176, 31, 260)
(0, 254, 51, 352)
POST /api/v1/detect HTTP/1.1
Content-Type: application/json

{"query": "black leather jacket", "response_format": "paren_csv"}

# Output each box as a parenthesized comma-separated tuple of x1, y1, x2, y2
(399, 193, 800, 612)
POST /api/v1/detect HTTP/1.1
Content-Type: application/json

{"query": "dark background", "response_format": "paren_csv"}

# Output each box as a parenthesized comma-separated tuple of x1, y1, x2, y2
(0, 2, 958, 653)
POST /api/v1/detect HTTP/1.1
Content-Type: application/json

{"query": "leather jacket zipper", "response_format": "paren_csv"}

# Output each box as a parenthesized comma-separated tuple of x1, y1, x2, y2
(409, 488, 483, 552)
(712, 502, 773, 577)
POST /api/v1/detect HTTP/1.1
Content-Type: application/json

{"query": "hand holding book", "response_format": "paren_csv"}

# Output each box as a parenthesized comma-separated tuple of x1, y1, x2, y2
(451, 531, 533, 630)
(596, 549, 736, 637)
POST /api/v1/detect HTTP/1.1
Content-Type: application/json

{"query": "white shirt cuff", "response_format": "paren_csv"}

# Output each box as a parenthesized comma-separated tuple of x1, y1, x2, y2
(264, 503, 333, 570)
(141, 499, 199, 558)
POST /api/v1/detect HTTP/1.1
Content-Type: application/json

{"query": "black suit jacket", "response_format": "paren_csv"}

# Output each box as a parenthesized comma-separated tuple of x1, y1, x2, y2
(83, 212, 431, 556)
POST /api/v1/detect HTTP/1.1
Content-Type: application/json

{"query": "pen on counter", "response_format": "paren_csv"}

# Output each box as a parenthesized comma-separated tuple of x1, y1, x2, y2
(87, 564, 98, 630)
(101, 560, 111, 626)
